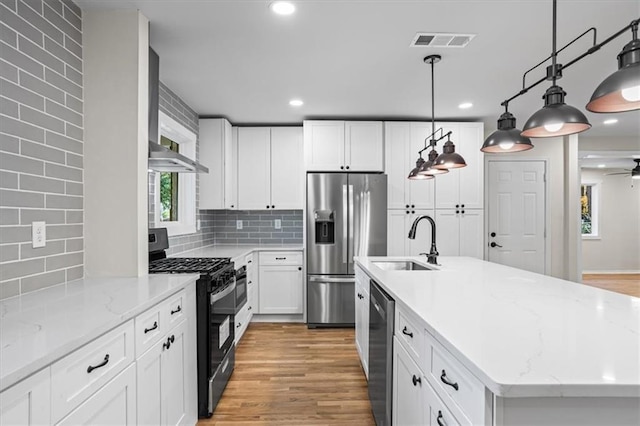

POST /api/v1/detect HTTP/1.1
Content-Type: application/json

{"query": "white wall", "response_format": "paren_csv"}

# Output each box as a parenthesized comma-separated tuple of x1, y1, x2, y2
(581, 169, 640, 273)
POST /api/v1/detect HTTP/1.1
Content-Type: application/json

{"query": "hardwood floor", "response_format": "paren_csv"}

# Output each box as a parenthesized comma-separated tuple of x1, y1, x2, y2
(582, 274, 640, 298)
(200, 323, 375, 426)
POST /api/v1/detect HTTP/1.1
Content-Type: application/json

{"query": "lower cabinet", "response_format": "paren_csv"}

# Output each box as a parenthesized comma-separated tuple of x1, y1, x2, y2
(354, 267, 370, 379)
(0, 367, 50, 426)
(393, 337, 426, 426)
(56, 364, 136, 426)
(258, 251, 304, 314)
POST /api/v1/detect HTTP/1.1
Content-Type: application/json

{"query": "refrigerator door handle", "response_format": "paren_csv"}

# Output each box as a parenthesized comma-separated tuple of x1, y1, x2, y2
(309, 275, 355, 283)
(348, 184, 354, 264)
(342, 184, 348, 264)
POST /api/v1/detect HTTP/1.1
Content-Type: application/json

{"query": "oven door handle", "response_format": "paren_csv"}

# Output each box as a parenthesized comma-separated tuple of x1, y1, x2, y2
(210, 281, 236, 304)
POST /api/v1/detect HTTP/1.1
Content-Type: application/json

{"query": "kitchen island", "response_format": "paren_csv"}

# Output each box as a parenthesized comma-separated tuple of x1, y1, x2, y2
(355, 256, 639, 426)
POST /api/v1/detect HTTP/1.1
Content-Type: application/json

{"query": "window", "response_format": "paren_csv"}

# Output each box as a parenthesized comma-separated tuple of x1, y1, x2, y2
(154, 111, 196, 236)
(580, 181, 600, 238)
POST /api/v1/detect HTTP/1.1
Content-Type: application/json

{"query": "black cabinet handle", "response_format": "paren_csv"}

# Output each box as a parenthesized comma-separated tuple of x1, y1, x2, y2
(169, 335, 175, 343)
(237, 322, 241, 328)
(275, 257, 287, 260)
(357, 293, 364, 299)
(163, 335, 174, 350)
(298, 267, 302, 271)
(456, 210, 459, 214)
(266, 205, 270, 209)
(461, 210, 465, 214)
(171, 305, 182, 315)
(144, 321, 158, 334)
(272, 205, 275, 208)
(455, 204, 459, 208)
(411, 204, 415, 208)
(437, 411, 445, 426)
(406, 211, 410, 214)
(402, 326, 413, 338)
(411, 210, 415, 214)
(248, 306, 252, 311)
(412, 375, 421, 386)
(440, 370, 459, 391)
(340, 166, 344, 170)
(231, 205, 234, 208)
(490, 242, 503, 248)
(345, 165, 350, 170)
(461, 204, 465, 208)
(87, 354, 110, 373)
(406, 204, 410, 208)
(248, 260, 252, 263)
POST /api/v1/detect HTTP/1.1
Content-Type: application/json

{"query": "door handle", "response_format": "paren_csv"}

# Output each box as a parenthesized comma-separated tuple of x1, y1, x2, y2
(343, 184, 348, 264)
(348, 184, 354, 262)
(490, 242, 503, 248)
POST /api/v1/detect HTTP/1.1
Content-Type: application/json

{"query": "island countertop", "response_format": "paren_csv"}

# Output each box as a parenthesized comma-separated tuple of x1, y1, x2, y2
(355, 256, 640, 398)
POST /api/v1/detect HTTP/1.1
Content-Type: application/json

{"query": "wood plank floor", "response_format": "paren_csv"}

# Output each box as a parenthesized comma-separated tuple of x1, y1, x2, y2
(199, 323, 376, 426)
(582, 274, 640, 298)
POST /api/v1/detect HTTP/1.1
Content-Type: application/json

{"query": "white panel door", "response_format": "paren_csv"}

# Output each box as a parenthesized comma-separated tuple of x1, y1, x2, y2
(487, 161, 546, 274)
(237, 127, 271, 210)
(271, 127, 303, 209)
(259, 266, 303, 314)
(393, 337, 425, 426)
(409, 122, 435, 209)
(434, 210, 460, 256)
(0, 368, 50, 426)
(387, 209, 410, 256)
(162, 321, 187, 426)
(460, 209, 485, 259)
(345, 121, 383, 171)
(303, 121, 344, 171)
(407, 210, 437, 256)
(385, 122, 410, 209)
(458, 122, 484, 209)
(434, 122, 460, 209)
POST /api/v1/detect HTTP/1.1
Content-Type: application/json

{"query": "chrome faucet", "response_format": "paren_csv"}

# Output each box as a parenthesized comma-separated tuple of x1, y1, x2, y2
(407, 215, 439, 265)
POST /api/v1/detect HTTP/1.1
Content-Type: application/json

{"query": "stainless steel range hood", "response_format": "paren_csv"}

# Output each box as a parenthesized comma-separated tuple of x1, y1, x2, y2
(148, 142, 209, 173)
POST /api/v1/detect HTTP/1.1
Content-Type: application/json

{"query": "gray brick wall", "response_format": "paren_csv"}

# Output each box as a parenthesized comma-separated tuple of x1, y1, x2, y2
(211, 209, 303, 245)
(0, 0, 83, 299)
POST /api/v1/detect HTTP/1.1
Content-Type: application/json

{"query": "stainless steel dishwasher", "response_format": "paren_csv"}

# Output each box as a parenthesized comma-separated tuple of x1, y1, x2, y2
(368, 280, 395, 426)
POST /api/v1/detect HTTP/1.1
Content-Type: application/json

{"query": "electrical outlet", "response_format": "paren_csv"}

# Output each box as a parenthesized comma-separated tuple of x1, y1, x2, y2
(236, 220, 243, 230)
(274, 219, 282, 229)
(32, 221, 46, 248)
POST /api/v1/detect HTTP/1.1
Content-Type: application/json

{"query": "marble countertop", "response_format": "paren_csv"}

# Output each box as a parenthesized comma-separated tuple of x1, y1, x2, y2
(0, 274, 198, 392)
(356, 256, 640, 398)
(175, 244, 304, 264)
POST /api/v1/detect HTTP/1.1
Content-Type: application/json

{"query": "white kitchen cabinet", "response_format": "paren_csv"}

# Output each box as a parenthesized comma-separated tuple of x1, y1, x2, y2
(199, 118, 237, 209)
(354, 266, 370, 379)
(258, 251, 303, 314)
(435, 209, 484, 259)
(393, 337, 426, 426)
(56, 364, 136, 426)
(0, 368, 51, 426)
(237, 127, 303, 210)
(303, 120, 383, 172)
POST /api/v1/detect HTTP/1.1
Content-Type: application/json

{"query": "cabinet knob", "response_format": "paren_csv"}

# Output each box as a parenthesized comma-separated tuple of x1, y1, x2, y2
(411, 204, 415, 208)
(266, 205, 270, 209)
(345, 165, 350, 170)
(456, 210, 459, 214)
(298, 267, 302, 271)
(412, 375, 421, 386)
(231, 205, 234, 208)
(461, 210, 465, 214)
(340, 166, 344, 170)
(461, 204, 465, 208)
(411, 210, 415, 214)
(455, 204, 459, 208)
(406, 204, 409, 208)
(406, 211, 410, 214)
(272, 205, 275, 209)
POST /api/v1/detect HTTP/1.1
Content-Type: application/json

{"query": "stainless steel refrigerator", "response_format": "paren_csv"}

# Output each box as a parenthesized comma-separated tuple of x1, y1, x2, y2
(306, 173, 387, 327)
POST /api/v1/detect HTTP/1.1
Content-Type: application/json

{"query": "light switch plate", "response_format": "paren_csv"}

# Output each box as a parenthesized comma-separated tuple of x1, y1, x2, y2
(236, 220, 243, 230)
(32, 221, 46, 248)
(274, 219, 282, 229)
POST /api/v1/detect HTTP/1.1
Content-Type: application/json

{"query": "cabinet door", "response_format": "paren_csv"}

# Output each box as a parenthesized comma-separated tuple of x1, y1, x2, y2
(259, 265, 303, 314)
(354, 271, 366, 374)
(409, 123, 436, 209)
(271, 127, 303, 209)
(435, 210, 461, 256)
(458, 123, 484, 210)
(198, 118, 225, 209)
(393, 337, 426, 426)
(136, 340, 162, 426)
(224, 122, 238, 209)
(459, 209, 484, 259)
(247, 281, 257, 318)
(56, 364, 136, 426)
(407, 210, 436, 256)
(303, 120, 344, 171)
(387, 209, 410, 256)
(345, 121, 383, 171)
(237, 127, 271, 209)
(385, 122, 410, 209)
(0, 368, 50, 426)
(434, 122, 461, 209)
(162, 320, 188, 426)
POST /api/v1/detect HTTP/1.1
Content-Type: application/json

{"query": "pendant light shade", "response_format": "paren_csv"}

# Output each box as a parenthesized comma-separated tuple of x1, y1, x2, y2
(521, 85, 591, 138)
(408, 157, 433, 180)
(418, 149, 449, 176)
(482, 111, 533, 153)
(586, 33, 640, 113)
(632, 160, 640, 180)
(433, 139, 466, 169)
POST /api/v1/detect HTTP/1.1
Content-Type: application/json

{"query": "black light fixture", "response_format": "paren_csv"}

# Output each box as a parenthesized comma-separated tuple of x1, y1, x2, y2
(419, 148, 449, 176)
(407, 157, 433, 180)
(632, 159, 640, 180)
(433, 134, 467, 169)
(587, 21, 640, 113)
(481, 106, 533, 153)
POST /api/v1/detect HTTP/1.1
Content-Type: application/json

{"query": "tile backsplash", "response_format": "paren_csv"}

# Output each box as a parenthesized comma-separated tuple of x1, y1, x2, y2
(210, 209, 303, 246)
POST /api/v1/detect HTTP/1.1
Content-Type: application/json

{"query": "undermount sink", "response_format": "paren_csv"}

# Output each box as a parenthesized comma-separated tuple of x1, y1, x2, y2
(372, 261, 433, 271)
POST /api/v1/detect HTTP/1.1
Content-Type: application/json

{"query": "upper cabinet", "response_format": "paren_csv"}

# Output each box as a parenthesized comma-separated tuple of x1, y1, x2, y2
(199, 118, 237, 209)
(237, 127, 303, 210)
(303, 121, 383, 172)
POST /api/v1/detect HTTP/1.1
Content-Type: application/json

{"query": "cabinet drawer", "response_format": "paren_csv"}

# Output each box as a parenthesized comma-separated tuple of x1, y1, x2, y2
(164, 289, 186, 329)
(134, 304, 163, 357)
(396, 306, 425, 366)
(259, 251, 302, 266)
(51, 320, 134, 422)
(424, 378, 462, 426)
(426, 332, 486, 425)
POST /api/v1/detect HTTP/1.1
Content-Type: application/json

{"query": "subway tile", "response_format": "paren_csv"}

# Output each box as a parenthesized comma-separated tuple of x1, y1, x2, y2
(45, 98, 81, 126)
(283, 238, 302, 244)
(1, 22, 17, 47)
(0, 40, 44, 78)
(0, 279, 20, 300)
(21, 139, 66, 164)
(66, 264, 82, 281)
(21, 269, 65, 293)
(0, 244, 19, 262)
(1, 3, 43, 46)
(1, 77, 45, 109)
(0, 188, 44, 207)
(20, 239, 64, 259)
(43, 3, 80, 45)
(61, 0, 79, 18)
(45, 251, 82, 270)
(65, 180, 82, 195)
(65, 93, 81, 113)
(44, 35, 81, 72)
(20, 104, 65, 133)
(0, 207, 19, 225)
(0, 96, 18, 117)
(43, 0, 61, 14)
(64, 122, 82, 140)
(0, 225, 29, 242)
(63, 37, 81, 63)
(19, 70, 65, 103)
(21, 208, 64, 224)
(65, 210, 81, 223)
(0, 59, 19, 83)
(17, 34, 65, 74)
(62, 3, 80, 30)
(46, 130, 81, 153)
(46, 223, 81, 239)
(0, 257, 44, 280)
(45, 162, 82, 182)
(65, 237, 82, 252)
(21, 0, 42, 14)
(44, 68, 81, 98)
(20, 173, 65, 193)
(17, 0, 63, 44)
(259, 239, 283, 245)
(45, 193, 82, 209)
(1, 0, 17, 12)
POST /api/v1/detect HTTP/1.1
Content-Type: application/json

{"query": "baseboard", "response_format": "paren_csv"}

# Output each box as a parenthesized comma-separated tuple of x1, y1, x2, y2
(582, 270, 640, 274)
(251, 314, 304, 323)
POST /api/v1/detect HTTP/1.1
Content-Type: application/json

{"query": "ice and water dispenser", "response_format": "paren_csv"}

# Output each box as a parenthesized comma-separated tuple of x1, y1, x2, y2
(314, 210, 335, 244)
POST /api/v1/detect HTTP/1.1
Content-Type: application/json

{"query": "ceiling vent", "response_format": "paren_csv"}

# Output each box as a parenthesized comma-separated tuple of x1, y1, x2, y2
(410, 33, 476, 48)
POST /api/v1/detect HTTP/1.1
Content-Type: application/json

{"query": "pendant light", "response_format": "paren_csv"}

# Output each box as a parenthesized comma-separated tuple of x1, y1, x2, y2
(419, 148, 449, 176)
(521, 0, 591, 138)
(587, 21, 640, 113)
(407, 156, 433, 180)
(481, 106, 533, 153)
(632, 160, 640, 180)
(433, 134, 467, 169)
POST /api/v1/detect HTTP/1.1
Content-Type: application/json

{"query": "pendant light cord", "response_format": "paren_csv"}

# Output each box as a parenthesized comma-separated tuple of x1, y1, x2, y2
(552, 0, 557, 85)
(431, 59, 436, 146)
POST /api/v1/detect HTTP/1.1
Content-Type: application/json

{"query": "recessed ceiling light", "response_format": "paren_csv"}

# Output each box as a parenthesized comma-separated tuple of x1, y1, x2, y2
(597, 164, 606, 168)
(458, 102, 473, 109)
(289, 99, 303, 107)
(603, 118, 618, 125)
(270, 2, 295, 15)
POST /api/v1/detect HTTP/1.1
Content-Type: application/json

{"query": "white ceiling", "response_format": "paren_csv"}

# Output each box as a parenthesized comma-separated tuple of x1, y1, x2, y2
(77, 0, 640, 141)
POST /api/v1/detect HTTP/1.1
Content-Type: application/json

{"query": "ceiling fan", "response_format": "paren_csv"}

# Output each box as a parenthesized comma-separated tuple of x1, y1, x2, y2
(605, 159, 640, 179)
